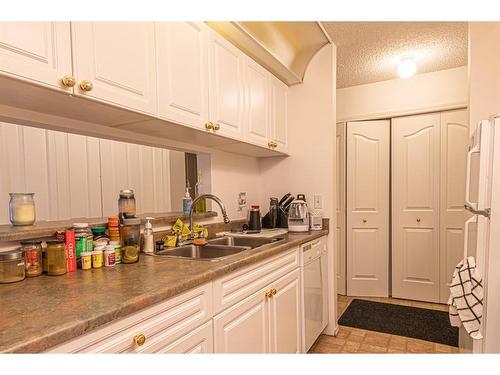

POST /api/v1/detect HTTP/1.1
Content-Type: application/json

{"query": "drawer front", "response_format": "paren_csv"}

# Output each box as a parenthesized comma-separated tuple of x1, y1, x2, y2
(47, 283, 212, 353)
(213, 247, 299, 314)
(155, 321, 213, 354)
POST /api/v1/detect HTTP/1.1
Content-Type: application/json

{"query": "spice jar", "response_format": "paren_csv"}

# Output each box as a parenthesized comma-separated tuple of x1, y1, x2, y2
(104, 245, 116, 267)
(120, 217, 141, 264)
(109, 240, 122, 264)
(21, 240, 43, 277)
(0, 248, 25, 283)
(9, 193, 36, 226)
(92, 247, 104, 268)
(46, 240, 67, 276)
(81, 252, 92, 270)
(118, 189, 136, 223)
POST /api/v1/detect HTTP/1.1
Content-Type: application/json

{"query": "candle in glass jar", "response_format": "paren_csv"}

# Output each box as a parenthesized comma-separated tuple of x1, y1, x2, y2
(9, 193, 36, 226)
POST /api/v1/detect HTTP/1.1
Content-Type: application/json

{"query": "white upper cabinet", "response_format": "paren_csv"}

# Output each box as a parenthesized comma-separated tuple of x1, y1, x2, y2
(156, 22, 209, 130)
(71, 22, 157, 115)
(0, 22, 72, 91)
(208, 30, 245, 140)
(269, 75, 289, 153)
(244, 56, 270, 147)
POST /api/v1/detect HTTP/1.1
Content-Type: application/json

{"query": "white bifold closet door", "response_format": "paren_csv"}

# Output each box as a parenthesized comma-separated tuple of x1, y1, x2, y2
(336, 122, 347, 295)
(347, 120, 390, 297)
(392, 113, 441, 302)
(392, 110, 468, 303)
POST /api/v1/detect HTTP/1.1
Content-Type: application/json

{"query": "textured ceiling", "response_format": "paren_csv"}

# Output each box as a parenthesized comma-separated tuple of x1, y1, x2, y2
(322, 22, 468, 88)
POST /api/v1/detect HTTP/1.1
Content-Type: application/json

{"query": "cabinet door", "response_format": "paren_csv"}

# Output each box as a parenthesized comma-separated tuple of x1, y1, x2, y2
(0, 22, 72, 91)
(213, 288, 269, 353)
(156, 22, 209, 129)
(268, 269, 302, 353)
(392, 113, 441, 303)
(208, 30, 244, 140)
(71, 22, 157, 115)
(244, 57, 269, 147)
(156, 321, 213, 354)
(269, 75, 289, 153)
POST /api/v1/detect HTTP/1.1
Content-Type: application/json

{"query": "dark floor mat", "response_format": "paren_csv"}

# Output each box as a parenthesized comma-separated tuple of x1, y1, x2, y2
(338, 299, 459, 347)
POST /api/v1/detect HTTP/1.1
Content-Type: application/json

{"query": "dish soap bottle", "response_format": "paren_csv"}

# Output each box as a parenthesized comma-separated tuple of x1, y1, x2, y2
(183, 185, 192, 216)
(142, 217, 154, 254)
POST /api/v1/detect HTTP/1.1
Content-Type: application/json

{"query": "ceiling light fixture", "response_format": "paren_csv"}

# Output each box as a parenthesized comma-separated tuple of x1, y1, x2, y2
(398, 57, 416, 79)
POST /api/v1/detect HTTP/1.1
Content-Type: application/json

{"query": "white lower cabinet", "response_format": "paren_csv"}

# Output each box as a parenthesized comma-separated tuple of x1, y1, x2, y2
(46, 246, 306, 354)
(213, 267, 302, 354)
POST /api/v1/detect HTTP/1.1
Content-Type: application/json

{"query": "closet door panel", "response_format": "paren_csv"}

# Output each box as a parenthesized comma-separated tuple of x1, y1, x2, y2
(439, 109, 469, 303)
(346, 120, 390, 297)
(392, 113, 440, 303)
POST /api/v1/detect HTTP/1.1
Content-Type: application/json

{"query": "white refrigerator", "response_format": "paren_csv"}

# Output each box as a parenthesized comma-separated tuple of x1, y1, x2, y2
(462, 114, 500, 353)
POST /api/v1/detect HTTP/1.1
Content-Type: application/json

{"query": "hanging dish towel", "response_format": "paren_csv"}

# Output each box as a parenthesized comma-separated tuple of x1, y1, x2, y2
(448, 256, 484, 339)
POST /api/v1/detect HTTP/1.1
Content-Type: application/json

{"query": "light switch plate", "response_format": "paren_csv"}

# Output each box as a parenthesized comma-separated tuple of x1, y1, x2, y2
(313, 194, 323, 209)
(238, 192, 247, 210)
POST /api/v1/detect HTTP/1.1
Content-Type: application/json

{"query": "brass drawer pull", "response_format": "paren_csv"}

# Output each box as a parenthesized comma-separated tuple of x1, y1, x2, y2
(133, 333, 146, 346)
(265, 289, 273, 298)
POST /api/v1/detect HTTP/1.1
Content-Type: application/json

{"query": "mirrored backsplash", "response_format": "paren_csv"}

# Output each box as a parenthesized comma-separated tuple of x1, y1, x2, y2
(0, 122, 211, 225)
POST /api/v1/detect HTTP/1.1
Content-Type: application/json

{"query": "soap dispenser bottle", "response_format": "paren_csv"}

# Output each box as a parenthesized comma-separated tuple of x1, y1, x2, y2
(142, 217, 154, 254)
(183, 184, 193, 216)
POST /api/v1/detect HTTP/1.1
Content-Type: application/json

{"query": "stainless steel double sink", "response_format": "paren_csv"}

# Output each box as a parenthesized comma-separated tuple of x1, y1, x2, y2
(155, 236, 285, 261)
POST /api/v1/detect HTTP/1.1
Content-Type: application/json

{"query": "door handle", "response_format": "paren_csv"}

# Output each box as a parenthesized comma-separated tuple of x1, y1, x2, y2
(464, 204, 490, 218)
(465, 144, 480, 210)
(463, 215, 478, 259)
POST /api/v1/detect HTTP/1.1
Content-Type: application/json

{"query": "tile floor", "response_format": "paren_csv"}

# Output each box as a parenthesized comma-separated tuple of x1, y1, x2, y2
(309, 295, 460, 354)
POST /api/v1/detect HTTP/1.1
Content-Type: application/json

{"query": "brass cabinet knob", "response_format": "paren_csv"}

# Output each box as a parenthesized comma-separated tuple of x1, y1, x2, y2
(265, 289, 273, 298)
(417, 218, 421, 223)
(213, 123, 221, 131)
(362, 219, 367, 223)
(271, 288, 277, 296)
(205, 122, 214, 130)
(268, 141, 275, 148)
(133, 333, 146, 346)
(79, 80, 93, 92)
(61, 75, 76, 88)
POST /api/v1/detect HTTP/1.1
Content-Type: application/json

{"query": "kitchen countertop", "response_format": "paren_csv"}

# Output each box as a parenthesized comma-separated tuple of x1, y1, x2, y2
(0, 229, 328, 353)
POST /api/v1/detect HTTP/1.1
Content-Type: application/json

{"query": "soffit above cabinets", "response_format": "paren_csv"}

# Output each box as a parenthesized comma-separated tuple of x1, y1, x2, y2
(206, 21, 331, 86)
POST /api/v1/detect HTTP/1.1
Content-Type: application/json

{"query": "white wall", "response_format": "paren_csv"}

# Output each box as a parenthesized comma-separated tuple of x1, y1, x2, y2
(259, 44, 337, 334)
(337, 66, 468, 122)
(469, 22, 500, 135)
(468, 22, 500, 353)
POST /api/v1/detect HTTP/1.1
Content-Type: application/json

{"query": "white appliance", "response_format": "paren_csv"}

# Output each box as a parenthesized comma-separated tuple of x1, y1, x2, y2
(300, 238, 328, 352)
(288, 194, 309, 232)
(461, 115, 500, 353)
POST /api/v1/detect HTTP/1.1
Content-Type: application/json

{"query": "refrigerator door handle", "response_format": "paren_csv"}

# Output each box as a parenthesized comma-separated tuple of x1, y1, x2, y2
(464, 204, 491, 218)
(463, 215, 478, 258)
(465, 144, 480, 210)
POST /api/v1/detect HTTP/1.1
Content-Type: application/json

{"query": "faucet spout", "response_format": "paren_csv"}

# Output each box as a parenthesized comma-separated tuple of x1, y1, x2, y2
(189, 194, 230, 239)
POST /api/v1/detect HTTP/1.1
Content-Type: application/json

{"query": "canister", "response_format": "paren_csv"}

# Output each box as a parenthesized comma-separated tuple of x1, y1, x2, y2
(21, 240, 42, 277)
(92, 247, 104, 269)
(46, 240, 67, 276)
(0, 248, 25, 283)
(109, 240, 122, 264)
(104, 245, 116, 267)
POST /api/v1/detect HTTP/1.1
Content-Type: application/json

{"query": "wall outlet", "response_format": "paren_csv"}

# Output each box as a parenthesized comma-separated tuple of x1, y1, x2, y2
(238, 192, 247, 210)
(313, 194, 323, 209)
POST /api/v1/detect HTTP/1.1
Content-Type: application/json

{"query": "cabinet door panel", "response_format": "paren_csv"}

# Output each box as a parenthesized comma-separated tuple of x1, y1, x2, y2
(270, 75, 289, 153)
(0, 22, 72, 90)
(244, 58, 269, 147)
(156, 22, 209, 129)
(213, 289, 269, 353)
(72, 22, 157, 114)
(208, 30, 244, 139)
(268, 269, 302, 353)
(156, 321, 213, 354)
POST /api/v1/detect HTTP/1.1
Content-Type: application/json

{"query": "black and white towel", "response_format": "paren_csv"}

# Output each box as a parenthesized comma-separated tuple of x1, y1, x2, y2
(448, 256, 483, 339)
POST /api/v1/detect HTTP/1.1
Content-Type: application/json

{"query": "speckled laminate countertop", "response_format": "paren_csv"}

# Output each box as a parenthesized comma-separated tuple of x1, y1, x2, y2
(0, 229, 328, 353)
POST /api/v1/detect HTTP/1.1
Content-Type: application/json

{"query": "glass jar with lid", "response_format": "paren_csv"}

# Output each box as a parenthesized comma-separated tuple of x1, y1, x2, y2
(120, 217, 141, 264)
(118, 189, 136, 223)
(20, 240, 43, 277)
(9, 193, 36, 226)
(0, 248, 26, 283)
(46, 240, 67, 276)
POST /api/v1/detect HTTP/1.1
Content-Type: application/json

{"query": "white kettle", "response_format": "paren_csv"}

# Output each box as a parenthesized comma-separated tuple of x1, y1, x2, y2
(288, 194, 309, 232)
